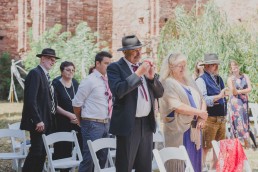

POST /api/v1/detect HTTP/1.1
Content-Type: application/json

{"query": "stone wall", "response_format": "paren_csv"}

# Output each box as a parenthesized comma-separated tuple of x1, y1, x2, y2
(0, 0, 257, 59)
(0, 0, 19, 58)
(112, 0, 152, 59)
(214, 0, 258, 28)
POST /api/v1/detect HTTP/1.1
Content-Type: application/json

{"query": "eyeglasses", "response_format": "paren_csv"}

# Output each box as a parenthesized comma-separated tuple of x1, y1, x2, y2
(64, 69, 75, 72)
(174, 64, 186, 69)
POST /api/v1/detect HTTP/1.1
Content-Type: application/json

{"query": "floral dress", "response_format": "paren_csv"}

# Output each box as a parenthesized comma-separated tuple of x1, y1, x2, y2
(228, 75, 249, 140)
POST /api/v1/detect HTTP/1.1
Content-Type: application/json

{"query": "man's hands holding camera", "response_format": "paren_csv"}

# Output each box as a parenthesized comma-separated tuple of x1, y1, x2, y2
(135, 59, 155, 80)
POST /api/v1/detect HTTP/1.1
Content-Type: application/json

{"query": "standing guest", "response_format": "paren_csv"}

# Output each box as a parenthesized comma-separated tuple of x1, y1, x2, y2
(192, 60, 204, 80)
(72, 51, 113, 172)
(20, 48, 59, 172)
(107, 35, 164, 172)
(52, 61, 83, 172)
(159, 53, 207, 172)
(227, 60, 252, 148)
(196, 53, 228, 169)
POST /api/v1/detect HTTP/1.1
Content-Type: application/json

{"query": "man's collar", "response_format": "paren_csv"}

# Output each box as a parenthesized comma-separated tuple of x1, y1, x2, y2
(39, 65, 48, 75)
(93, 69, 105, 78)
(123, 57, 139, 66)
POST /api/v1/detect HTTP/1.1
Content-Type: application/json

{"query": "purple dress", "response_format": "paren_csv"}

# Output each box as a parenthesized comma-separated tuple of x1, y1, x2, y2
(228, 76, 249, 140)
(182, 87, 202, 172)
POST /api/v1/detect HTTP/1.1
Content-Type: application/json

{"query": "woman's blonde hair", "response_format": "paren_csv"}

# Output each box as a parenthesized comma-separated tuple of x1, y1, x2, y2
(159, 52, 203, 96)
(160, 53, 187, 81)
(228, 60, 243, 76)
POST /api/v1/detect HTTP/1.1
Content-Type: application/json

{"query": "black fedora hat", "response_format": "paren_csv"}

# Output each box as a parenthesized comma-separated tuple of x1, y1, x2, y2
(117, 35, 144, 51)
(36, 48, 60, 59)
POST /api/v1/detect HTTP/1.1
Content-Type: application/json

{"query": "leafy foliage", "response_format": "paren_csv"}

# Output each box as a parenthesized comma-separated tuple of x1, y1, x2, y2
(157, 1, 258, 102)
(0, 52, 11, 100)
(24, 22, 107, 81)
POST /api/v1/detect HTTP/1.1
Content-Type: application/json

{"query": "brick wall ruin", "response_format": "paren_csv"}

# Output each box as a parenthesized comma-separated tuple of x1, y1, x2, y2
(0, 0, 257, 59)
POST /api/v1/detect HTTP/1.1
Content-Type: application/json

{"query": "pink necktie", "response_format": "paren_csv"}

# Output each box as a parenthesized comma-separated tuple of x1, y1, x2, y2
(102, 76, 113, 116)
(131, 65, 148, 102)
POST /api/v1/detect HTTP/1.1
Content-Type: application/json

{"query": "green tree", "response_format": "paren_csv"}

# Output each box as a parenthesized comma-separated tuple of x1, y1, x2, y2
(158, 1, 258, 102)
(0, 52, 11, 100)
(24, 22, 108, 81)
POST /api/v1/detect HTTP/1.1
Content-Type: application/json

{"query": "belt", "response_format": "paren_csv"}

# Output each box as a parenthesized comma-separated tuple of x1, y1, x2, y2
(81, 117, 109, 124)
(208, 116, 226, 122)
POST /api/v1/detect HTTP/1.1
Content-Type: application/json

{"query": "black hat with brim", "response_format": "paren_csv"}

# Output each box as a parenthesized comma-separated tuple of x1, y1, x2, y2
(36, 48, 60, 59)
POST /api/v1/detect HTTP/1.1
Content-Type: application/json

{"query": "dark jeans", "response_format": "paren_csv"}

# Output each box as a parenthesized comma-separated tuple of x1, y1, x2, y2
(78, 120, 109, 172)
(22, 131, 48, 172)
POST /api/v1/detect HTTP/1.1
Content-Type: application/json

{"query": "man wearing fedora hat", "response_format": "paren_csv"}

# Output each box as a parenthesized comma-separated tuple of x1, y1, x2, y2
(107, 35, 164, 172)
(196, 53, 228, 169)
(20, 48, 59, 172)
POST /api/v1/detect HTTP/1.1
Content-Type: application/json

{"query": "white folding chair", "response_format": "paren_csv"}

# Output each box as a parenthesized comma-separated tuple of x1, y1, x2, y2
(249, 103, 258, 137)
(42, 130, 82, 172)
(87, 138, 116, 172)
(212, 140, 252, 172)
(0, 129, 27, 172)
(8, 122, 30, 171)
(153, 129, 165, 147)
(152, 128, 165, 171)
(152, 145, 194, 172)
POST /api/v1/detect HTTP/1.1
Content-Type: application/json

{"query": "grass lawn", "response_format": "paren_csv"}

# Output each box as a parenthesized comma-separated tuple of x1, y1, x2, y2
(0, 102, 258, 171)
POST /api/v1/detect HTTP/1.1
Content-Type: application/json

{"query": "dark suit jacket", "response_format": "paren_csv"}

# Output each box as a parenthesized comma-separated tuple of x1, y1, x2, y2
(20, 65, 56, 132)
(107, 58, 164, 136)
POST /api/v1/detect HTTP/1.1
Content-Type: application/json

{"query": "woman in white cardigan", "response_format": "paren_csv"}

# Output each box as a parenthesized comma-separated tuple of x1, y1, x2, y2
(159, 53, 208, 172)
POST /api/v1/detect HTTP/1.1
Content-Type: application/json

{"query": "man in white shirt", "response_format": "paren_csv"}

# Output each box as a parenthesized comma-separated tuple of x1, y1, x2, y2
(72, 51, 112, 172)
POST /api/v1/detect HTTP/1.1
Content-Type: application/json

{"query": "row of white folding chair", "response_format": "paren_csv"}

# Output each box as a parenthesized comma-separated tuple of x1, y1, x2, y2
(8, 122, 31, 171)
(42, 130, 82, 172)
(6, 122, 82, 172)
(152, 145, 194, 172)
(152, 129, 165, 171)
(7, 122, 52, 172)
(88, 138, 116, 172)
(87, 129, 165, 172)
(211, 140, 252, 172)
(0, 129, 27, 172)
